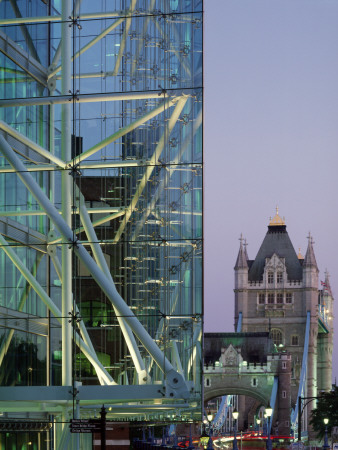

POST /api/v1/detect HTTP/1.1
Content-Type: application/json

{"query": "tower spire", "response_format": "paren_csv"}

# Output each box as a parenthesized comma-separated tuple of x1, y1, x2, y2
(303, 232, 318, 269)
(323, 269, 332, 295)
(234, 234, 248, 269)
(244, 238, 249, 260)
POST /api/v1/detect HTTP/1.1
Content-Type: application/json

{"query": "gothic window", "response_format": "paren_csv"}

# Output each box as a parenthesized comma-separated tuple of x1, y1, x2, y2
(282, 361, 287, 369)
(282, 390, 287, 398)
(271, 328, 283, 346)
(267, 293, 274, 304)
(276, 293, 283, 304)
(277, 272, 283, 283)
(267, 271, 274, 283)
(258, 294, 265, 304)
(291, 335, 299, 346)
(285, 293, 292, 303)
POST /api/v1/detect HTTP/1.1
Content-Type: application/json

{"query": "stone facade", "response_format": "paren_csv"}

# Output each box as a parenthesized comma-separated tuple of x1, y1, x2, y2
(234, 210, 334, 437)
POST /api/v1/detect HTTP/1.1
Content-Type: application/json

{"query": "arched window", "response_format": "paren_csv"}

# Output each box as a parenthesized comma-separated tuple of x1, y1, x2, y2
(271, 328, 283, 346)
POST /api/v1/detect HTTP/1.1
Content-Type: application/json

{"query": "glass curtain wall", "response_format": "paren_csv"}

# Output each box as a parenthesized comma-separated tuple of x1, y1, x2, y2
(0, 0, 202, 446)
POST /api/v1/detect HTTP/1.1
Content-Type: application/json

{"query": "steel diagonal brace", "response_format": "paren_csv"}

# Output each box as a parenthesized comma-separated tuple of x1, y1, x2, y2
(0, 135, 190, 399)
(0, 253, 43, 367)
(150, 260, 190, 374)
(112, 0, 137, 77)
(132, 109, 202, 240)
(151, 17, 191, 79)
(48, 17, 125, 79)
(0, 230, 115, 385)
(47, 232, 96, 357)
(188, 324, 202, 375)
(47, 210, 126, 245)
(77, 191, 150, 384)
(0, 29, 47, 86)
(113, 96, 188, 243)
(68, 96, 179, 166)
(0, 120, 66, 168)
(8, 0, 40, 63)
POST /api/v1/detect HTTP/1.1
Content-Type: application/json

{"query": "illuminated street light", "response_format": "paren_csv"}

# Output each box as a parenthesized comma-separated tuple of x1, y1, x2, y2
(323, 418, 329, 450)
(232, 409, 239, 450)
(265, 405, 273, 450)
(207, 410, 214, 450)
(257, 418, 261, 434)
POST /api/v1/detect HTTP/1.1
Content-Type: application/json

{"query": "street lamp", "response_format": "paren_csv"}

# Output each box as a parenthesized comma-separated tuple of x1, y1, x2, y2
(206, 410, 214, 450)
(263, 413, 267, 436)
(265, 405, 273, 450)
(323, 418, 329, 450)
(257, 418, 261, 435)
(232, 409, 239, 450)
(200, 422, 209, 449)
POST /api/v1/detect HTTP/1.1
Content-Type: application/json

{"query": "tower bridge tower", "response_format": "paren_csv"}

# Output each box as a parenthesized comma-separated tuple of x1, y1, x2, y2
(234, 210, 334, 437)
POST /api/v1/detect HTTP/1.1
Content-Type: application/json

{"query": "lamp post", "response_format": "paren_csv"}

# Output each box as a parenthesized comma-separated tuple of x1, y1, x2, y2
(232, 409, 239, 450)
(263, 413, 267, 437)
(206, 410, 214, 450)
(265, 405, 273, 450)
(297, 396, 318, 442)
(200, 422, 209, 449)
(323, 418, 329, 450)
(257, 418, 261, 435)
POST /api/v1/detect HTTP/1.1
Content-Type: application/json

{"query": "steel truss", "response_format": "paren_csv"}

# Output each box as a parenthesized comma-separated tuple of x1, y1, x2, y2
(0, 1, 202, 448)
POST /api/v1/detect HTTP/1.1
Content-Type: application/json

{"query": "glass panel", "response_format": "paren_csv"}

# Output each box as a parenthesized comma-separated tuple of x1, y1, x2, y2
(0, 0, 203, 435)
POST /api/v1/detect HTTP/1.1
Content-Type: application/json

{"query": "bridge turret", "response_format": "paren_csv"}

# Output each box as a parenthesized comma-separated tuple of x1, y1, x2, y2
(302, 233, 319, 292)
(234, 234, 248, 288)
(234, 235, 248, 329)
(317, 270, 334, 392)
(302, 233, 320, 407)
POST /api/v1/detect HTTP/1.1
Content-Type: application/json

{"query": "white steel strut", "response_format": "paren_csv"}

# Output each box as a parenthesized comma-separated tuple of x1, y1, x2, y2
(0, 134, 189, 399)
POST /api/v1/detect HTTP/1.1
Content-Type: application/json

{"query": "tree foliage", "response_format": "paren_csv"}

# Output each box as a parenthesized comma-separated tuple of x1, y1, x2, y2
(310, 385, 338, 438)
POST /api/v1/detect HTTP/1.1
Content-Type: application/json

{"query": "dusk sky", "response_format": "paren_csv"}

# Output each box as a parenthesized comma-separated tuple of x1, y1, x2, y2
(204, 0, 338, 382)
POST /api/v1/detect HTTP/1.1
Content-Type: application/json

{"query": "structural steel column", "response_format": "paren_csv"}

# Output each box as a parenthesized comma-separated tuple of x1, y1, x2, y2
(61, 0, 72, 386)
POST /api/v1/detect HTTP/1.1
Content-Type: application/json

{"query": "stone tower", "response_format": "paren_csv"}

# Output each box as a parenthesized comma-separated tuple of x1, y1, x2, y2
(234, 209, 334, 437)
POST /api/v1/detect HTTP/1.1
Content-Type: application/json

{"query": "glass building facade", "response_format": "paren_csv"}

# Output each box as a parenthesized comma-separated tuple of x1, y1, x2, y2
(0, 0, 202, 448)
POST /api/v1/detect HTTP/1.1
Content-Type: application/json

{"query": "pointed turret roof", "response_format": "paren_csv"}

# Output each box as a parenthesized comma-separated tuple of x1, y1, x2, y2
(323, 269, 332, 295)
(244, 238, 249, 260)
(234, 234, 248, 269)
(248, 210, 302, 281)
(303, 233, 318, 270)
